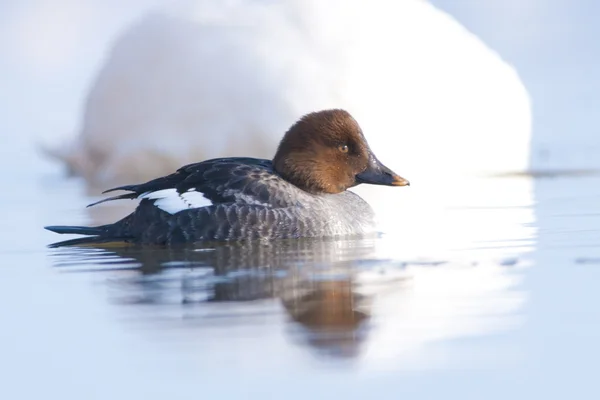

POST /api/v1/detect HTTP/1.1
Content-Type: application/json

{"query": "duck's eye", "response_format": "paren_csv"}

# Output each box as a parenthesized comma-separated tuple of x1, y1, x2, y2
(338, 144, 349, 153)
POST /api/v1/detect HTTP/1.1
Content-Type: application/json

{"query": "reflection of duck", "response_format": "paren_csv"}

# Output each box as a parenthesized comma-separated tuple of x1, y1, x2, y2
(51, 237, 396, 359)
(48, 0, 530, 188)
(50, 232, 524, 366)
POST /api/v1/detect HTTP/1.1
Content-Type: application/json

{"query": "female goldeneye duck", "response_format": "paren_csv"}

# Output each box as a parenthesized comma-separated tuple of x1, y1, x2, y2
(46, 109, 409, 246)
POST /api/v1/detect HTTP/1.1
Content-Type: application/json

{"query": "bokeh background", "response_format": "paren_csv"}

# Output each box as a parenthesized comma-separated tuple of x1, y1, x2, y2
(2, 0, 599, 178)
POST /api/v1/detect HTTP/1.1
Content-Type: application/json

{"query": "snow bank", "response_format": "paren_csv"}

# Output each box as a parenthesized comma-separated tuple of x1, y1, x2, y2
(50, 0, 531, 186)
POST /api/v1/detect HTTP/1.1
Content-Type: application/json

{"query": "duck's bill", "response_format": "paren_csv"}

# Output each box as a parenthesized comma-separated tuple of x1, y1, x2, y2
(355, 156, 410, 187)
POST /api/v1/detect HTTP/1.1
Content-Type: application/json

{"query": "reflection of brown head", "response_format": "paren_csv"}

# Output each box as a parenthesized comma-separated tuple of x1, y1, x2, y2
(283, 280, 368, 329)
(280, 274, 372, 359)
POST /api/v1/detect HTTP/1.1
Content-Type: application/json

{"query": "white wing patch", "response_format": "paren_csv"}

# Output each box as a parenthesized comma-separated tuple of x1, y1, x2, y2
(140, 188, 212, 214)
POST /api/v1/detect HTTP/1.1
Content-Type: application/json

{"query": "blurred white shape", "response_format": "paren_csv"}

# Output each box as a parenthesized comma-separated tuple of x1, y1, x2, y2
(44, 0, 531, 186)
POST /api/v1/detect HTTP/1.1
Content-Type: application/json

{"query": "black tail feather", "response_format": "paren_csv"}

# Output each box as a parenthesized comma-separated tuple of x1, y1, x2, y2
(45, 225, 105, 235)
(45, 225, 131, 248)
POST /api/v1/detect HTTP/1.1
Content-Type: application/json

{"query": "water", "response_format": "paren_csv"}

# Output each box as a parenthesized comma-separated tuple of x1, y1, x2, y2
(1, 150, 599, 399)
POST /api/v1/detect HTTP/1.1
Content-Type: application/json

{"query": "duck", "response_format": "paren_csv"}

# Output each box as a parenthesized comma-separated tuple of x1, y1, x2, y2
(45, 109, 409, 247)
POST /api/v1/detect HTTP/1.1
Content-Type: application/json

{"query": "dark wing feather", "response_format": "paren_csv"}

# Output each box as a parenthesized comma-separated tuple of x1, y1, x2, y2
(86, 193, 137, 208)
(89, 157, 294, 208)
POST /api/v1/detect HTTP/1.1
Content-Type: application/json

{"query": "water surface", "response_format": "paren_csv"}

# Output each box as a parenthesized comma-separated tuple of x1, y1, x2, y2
(1, 154, 599, 399)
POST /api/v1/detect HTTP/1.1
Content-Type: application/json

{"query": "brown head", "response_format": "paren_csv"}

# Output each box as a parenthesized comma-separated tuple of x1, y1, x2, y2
(272, 109, 409, 194)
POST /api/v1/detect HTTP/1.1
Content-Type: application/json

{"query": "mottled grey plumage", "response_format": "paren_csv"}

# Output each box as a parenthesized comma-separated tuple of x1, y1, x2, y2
(117, 191, 374, 245)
